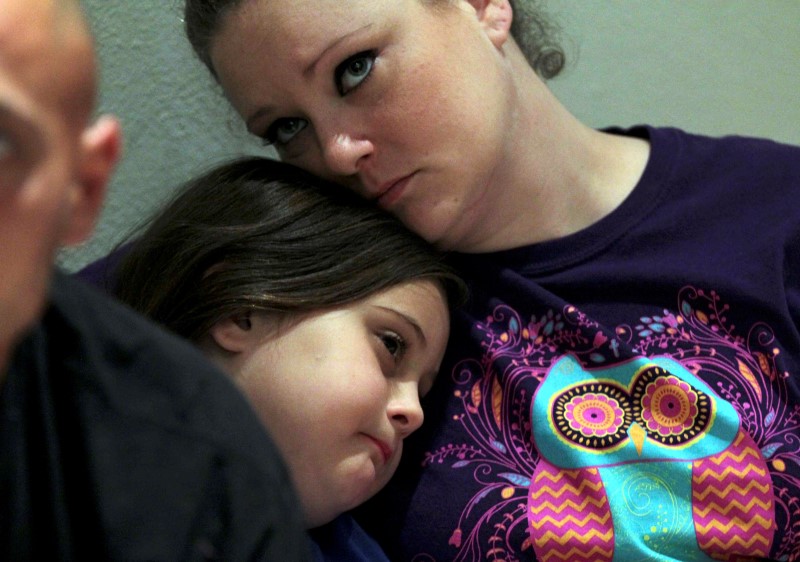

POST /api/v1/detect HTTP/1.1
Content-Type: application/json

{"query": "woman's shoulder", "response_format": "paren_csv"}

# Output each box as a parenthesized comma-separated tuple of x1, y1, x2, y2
(649, 125, 800, 173)
(617, 125, 800, 201)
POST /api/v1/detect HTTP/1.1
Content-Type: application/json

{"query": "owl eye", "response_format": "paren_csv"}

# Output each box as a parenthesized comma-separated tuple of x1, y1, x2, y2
(630, 365, 712, 446)
(552, 382, 633, 450)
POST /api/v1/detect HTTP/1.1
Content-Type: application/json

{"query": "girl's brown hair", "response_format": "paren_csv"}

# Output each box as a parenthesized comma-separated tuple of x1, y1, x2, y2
(114, 157, 465, 342)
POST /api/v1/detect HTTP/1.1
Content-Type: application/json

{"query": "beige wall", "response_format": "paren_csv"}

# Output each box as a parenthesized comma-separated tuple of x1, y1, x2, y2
(59, 0, 800, 271)
(548, 0, 800, 142)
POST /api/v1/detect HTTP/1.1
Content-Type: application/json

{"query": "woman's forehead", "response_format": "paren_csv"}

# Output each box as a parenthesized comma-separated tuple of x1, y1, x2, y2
(210, 0, 398, 93)
(221, 0, 392, 39)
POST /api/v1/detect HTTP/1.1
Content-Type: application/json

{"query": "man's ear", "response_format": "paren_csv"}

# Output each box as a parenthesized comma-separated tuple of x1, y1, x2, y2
(62, 115, 122, 246)
(208, 312, 257, 354)
(463, 0, 513, 48)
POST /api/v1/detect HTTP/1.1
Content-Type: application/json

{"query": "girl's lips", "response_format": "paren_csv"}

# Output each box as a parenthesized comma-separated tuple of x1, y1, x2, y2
(365, 434, 392, 464)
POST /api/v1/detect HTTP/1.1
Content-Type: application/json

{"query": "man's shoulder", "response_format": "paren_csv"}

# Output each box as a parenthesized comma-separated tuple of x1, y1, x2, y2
(50, 273, 216, 402)
(5, 274, 310, 560)
(44, 272, 271, 460)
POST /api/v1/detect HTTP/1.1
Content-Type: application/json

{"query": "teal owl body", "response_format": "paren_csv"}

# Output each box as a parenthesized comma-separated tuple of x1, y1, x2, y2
(529, 355, 775, 561)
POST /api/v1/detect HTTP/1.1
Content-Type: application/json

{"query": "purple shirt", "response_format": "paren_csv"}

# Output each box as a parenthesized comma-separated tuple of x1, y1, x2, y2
(359, 127, 800, 561)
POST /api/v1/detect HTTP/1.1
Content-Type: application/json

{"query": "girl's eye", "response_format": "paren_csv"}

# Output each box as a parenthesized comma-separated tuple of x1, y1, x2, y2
(263, 117, 308, 147)
(380, 331, 406, 362)
(335, 50, 375, 96)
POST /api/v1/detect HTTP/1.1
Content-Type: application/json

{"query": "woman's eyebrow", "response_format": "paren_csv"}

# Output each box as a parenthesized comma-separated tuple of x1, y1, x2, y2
(245, 24, 376, 132)
(303, 24, 373, 77)
(246, 105, 274, 133)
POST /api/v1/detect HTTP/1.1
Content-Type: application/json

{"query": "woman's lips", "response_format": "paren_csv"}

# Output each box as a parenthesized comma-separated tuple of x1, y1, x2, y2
(375, 172, 415, 209)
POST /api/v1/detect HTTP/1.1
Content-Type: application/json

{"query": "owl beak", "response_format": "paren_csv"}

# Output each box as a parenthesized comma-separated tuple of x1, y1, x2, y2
(629, 422, 646, 456)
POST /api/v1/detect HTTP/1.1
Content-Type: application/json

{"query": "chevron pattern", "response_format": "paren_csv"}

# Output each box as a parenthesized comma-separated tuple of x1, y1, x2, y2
(529, 460, 614, 562)
(692, 430, 776, 560)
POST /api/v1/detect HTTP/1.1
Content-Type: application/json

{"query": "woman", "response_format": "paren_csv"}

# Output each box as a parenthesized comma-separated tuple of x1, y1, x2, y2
(113, 157, 465, 561)
(181, 1, 800, 560)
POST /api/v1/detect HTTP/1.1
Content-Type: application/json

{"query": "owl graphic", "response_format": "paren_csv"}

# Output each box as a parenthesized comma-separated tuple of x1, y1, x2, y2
(529, 354, 776, 561)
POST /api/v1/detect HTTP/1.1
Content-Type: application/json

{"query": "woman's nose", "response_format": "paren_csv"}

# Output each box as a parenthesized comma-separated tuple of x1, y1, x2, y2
(320, 131, 373, 177)
(387, 384, 424, 437)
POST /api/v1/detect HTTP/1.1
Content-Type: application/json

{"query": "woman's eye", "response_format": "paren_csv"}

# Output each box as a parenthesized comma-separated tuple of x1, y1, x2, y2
(263, 117, 308, 147)
(335, 51, 375, 95)
(380, 332, 406, 361)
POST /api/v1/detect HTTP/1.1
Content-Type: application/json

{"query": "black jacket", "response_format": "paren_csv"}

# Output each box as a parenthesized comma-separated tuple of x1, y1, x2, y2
(1, 273, 311, 561)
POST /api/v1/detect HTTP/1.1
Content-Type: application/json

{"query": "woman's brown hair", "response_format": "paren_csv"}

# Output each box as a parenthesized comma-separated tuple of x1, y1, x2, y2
(183, 0, 564, 80)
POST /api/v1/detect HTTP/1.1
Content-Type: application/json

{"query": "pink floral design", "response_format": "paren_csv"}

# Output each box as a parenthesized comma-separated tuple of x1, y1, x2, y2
(564, 393, 626, 437)
(640, 375, 700, 436)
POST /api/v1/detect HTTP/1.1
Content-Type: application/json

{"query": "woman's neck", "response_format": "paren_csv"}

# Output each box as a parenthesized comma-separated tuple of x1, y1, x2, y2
(458, 56, 650, 253)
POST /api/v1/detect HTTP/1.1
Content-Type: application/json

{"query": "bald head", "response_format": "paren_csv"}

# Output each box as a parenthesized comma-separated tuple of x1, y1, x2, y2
(1, 0, 90, 40)
(0, 0, 121, 375)
(0, 0, 98, 128)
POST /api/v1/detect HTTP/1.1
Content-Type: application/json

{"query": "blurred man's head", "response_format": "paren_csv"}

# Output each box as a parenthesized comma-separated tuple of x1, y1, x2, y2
(0, 0, 121, 371)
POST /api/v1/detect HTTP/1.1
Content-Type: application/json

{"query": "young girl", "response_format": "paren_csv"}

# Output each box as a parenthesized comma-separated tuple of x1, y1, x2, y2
(111, 157, 465, 561)
(180, 1, 800, 560)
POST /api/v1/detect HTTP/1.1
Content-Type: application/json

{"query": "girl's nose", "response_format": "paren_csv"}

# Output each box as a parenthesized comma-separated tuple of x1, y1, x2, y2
(387, 384, 424, 437)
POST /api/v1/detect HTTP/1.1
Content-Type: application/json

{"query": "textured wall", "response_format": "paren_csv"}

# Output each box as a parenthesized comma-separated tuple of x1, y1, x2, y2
(59, 0, 800, 271)
(59, 0, 264, 271)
